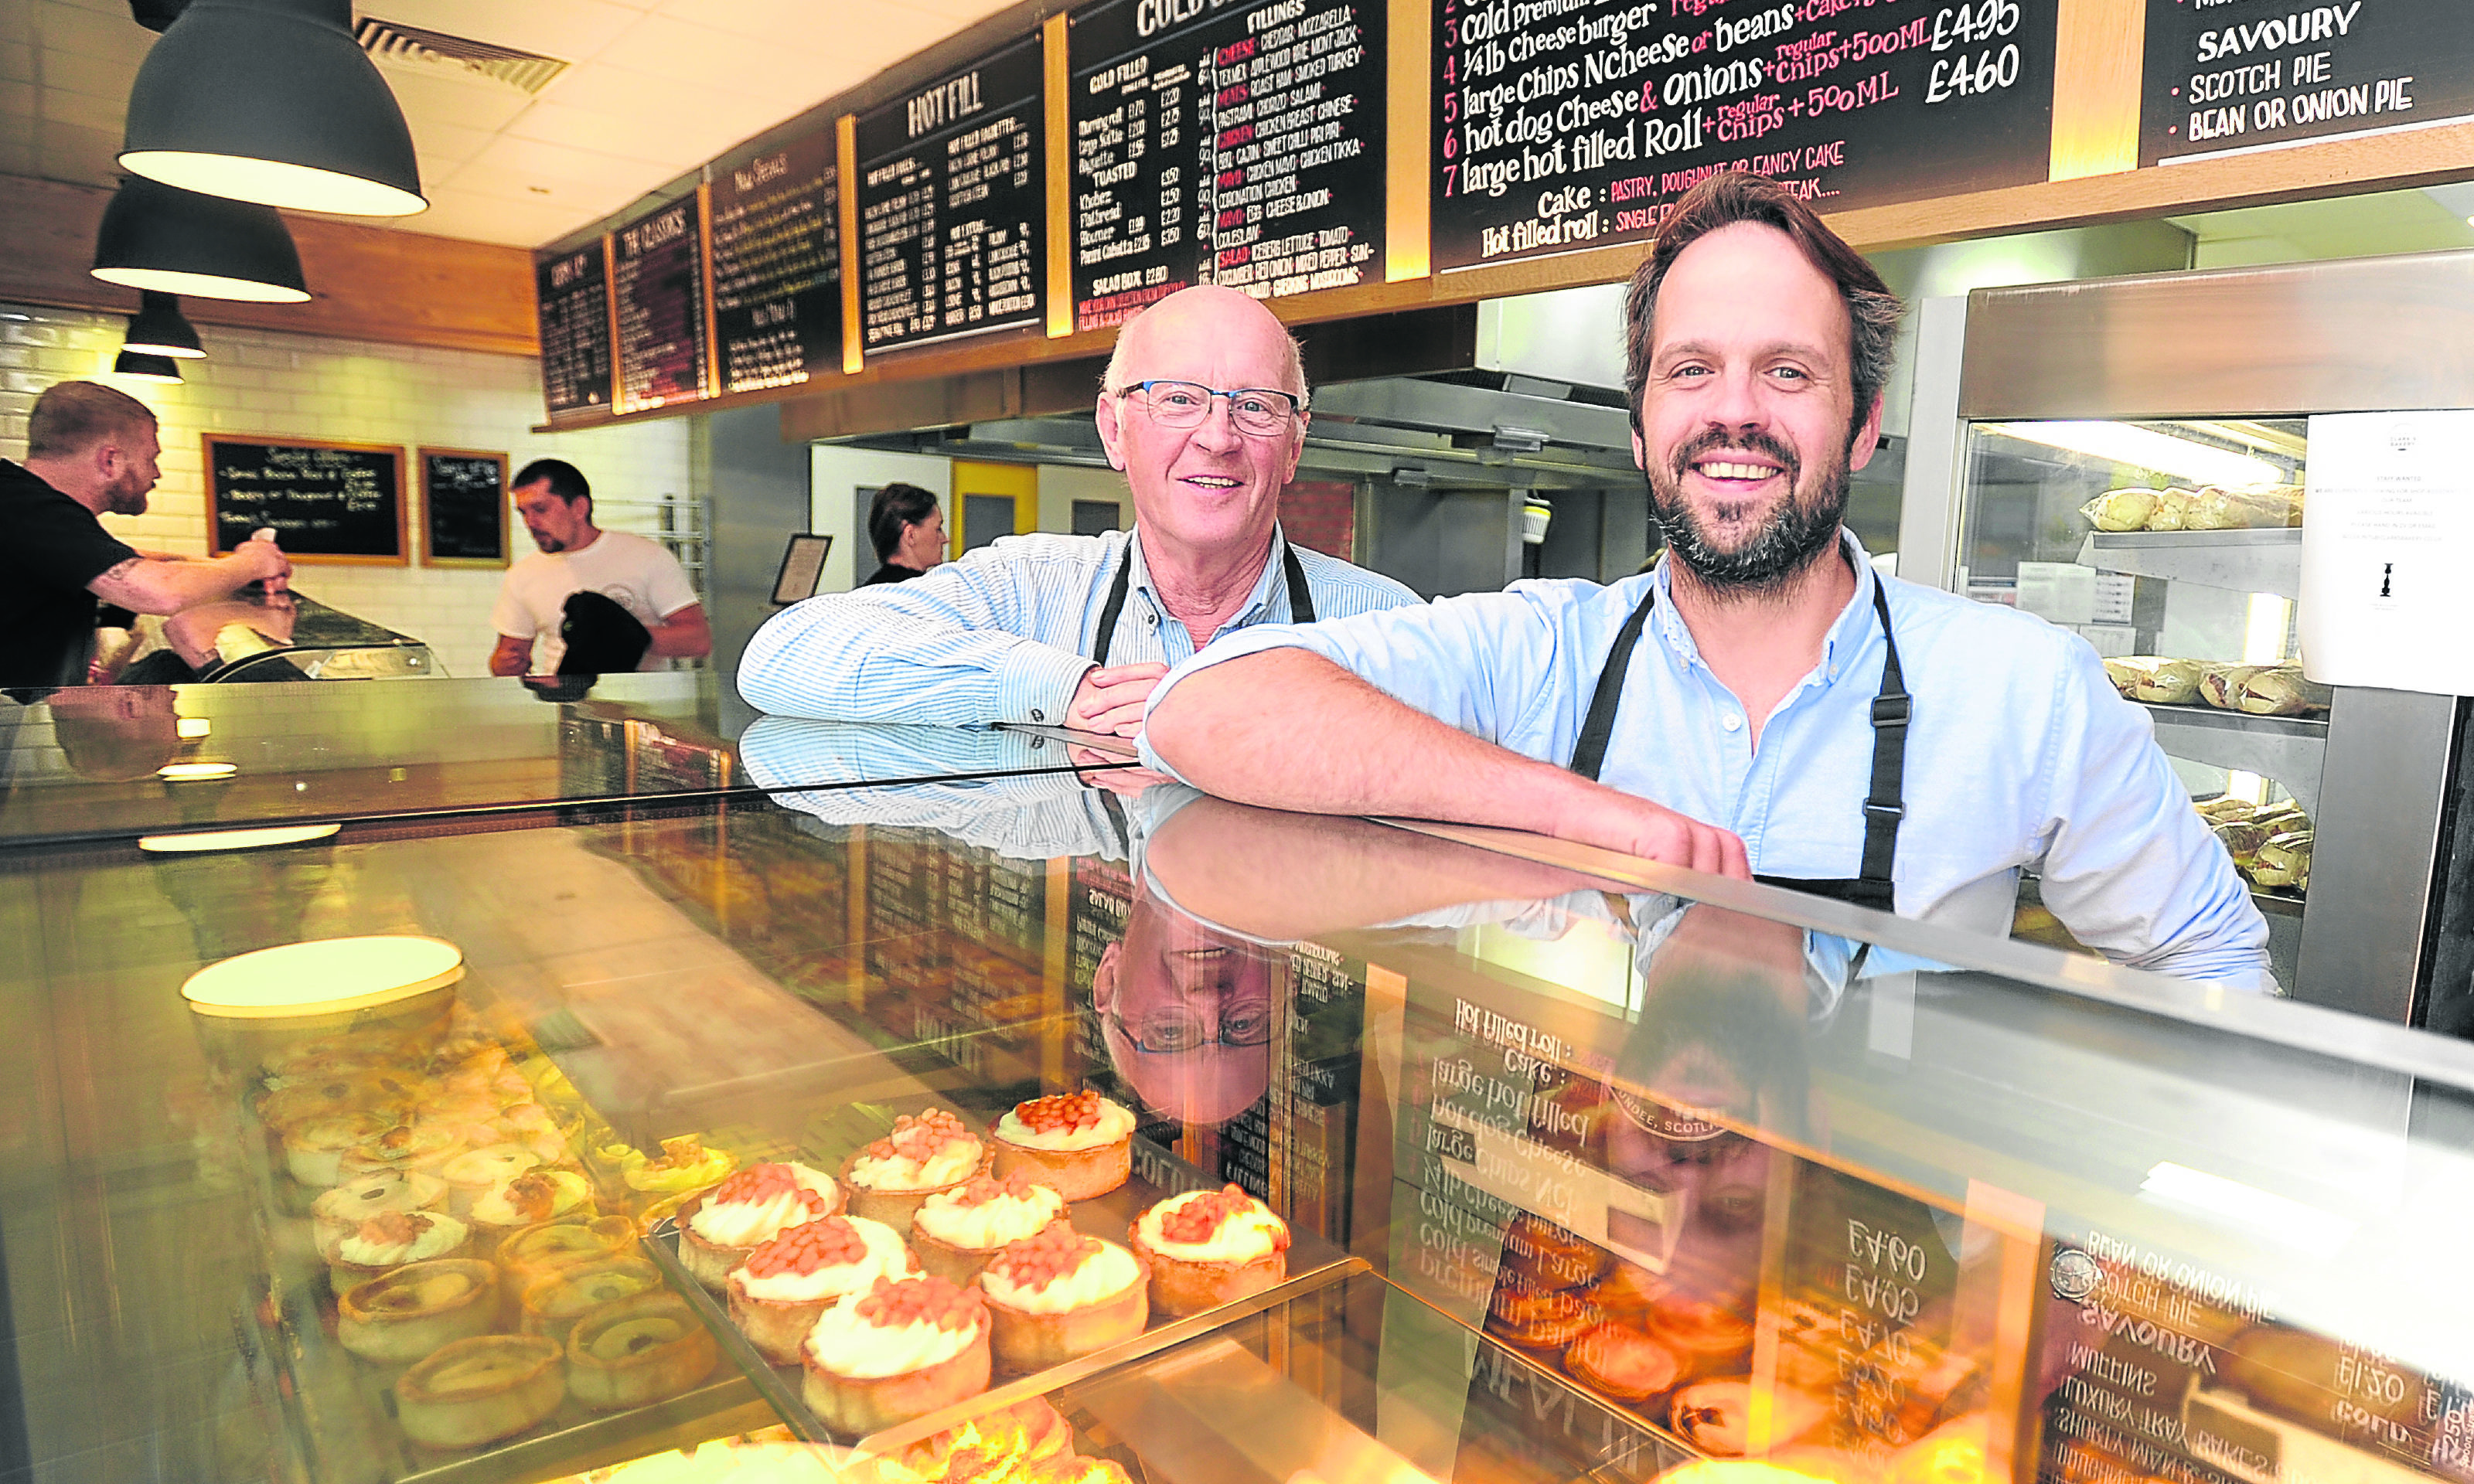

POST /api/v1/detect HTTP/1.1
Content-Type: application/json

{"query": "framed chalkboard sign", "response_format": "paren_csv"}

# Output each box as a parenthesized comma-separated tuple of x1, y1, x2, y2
(206, 434, 407, 566)
(418, 447, 510, 569)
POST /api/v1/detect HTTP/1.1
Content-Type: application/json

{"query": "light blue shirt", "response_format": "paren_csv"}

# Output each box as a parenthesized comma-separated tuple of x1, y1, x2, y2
(1142, 535, 2274, 990)
(738, 525, 1420, 726)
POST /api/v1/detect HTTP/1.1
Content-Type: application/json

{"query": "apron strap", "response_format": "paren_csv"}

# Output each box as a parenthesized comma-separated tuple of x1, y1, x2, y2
(1570, 581, 1660, 782)
(1091, 536, 1317, 665)
(1854, 578, 1907, 902)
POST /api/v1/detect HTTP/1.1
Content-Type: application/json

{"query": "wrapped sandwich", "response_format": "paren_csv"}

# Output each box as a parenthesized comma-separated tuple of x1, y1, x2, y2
(2142, 488, 2201, 531)
(2208, 817, 2275, 867)
(2193, 795, 2256, 823)
(2184, 487, 2249, 530)
(2080, 488, 2161, 533)
(2103, 657, 2206, 704)
(2198, 664, 2263, 710)
(2224, 665, 2330, 716)
(2247, 830, 2312, 892)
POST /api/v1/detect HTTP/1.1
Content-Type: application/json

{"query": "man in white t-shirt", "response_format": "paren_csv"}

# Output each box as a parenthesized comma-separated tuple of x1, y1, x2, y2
(488, 459, 711, 676)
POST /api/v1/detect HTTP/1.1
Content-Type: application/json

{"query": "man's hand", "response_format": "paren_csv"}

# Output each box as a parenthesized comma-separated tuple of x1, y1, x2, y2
(233, 537, 291, 593)
(1550, 790, 1750, 878)
(1065, 662, 1169, 737)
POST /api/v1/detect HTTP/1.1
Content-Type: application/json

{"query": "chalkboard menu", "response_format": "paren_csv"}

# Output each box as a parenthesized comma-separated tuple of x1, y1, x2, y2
(1067, 0, 1387, 332)
(2141, 0, 2474, 165)
(711, 131, 843, 393)
(534, 242, 611, 417)
(1429, 0, 2057, 271)
(613, 195, 710, 413)
(855, 35, 1046, 353)
(418, 447, 509, 568)
(206, 434, 407, 566)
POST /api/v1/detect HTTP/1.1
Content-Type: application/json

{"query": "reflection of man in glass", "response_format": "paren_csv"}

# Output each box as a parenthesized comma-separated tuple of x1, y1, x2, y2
(46, 683, 180, 781)
(1093, 886, 1276, 1126)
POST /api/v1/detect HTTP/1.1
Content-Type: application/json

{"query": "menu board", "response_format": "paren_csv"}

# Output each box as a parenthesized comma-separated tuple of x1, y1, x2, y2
(612, 195, 710, 413)
(1429, 0, 2057, 270)
(2142, 0, 2474, 164)
(417, 447, 508, 567)
(854, 36, 1046, 352)
(534, 242, 611, 417)
(1066, 0, 1387, 332)
(710, 131, 843, 393)
(205, 434, 406, 565)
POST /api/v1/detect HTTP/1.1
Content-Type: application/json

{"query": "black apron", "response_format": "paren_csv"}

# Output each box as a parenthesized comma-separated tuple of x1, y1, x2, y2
(1089, 540, 1315, 664)
(1568, 577, 1910, 913)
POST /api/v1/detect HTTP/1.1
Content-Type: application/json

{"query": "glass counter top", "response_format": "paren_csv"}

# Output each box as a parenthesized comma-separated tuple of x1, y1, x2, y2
(0, 675, 1132, 847)
(9, 730, 2472, 1484)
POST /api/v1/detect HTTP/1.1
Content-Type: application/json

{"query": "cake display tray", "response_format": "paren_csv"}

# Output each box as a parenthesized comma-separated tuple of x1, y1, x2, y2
(643, 1132, 1362, 1453)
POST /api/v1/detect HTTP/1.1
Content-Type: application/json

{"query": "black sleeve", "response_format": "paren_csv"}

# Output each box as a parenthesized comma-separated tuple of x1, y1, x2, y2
(6, 490, 140, 594)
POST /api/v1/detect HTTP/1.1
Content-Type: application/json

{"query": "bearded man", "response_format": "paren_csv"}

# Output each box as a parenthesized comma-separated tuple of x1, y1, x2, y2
(1140, 171, 2271, 989)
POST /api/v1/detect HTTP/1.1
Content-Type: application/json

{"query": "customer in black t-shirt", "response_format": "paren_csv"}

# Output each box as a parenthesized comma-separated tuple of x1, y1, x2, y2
(2, 381, 291, 693)
(860, 482, 946, 586)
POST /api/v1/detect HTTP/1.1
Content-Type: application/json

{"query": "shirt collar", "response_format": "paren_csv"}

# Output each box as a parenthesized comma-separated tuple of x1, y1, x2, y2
(1126, 524, 1296, 630)
(1648, 528, 1886, 676)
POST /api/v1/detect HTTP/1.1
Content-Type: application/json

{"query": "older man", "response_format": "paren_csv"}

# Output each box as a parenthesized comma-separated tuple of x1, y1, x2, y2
(2, 380, 290, 693)
(1143, 173, 2271, 989)
(738, 285, 1419, 732)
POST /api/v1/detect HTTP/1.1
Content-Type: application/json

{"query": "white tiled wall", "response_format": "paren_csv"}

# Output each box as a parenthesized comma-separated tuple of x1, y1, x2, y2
(0, 303, 692, 678)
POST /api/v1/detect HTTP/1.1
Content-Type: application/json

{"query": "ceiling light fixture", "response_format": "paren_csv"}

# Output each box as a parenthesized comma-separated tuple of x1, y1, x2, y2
(124, 291, 205, 358)
(113, 349, 183, 383)
(120, 0, 427, 217)
(92, 177, 309, 303)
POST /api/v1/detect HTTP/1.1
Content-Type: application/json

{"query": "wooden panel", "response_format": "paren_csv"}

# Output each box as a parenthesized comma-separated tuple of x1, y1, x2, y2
(2051, 0, 2144, 180)
(0, 174, 536, 357)
(1384, 0, 1430, 283)
(1043, 13, 1072, 339)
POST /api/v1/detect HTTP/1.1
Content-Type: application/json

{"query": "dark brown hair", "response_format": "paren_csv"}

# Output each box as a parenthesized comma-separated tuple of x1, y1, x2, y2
(1622, 172, 1903, 427)
(26, 380, 155, 461)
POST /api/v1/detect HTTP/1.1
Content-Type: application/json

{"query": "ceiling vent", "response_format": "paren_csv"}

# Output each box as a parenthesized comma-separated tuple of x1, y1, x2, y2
(354, 18, 571, 95)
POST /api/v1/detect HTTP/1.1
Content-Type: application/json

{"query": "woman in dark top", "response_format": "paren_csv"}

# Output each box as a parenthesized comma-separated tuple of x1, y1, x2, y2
(862, 483, 946, 586)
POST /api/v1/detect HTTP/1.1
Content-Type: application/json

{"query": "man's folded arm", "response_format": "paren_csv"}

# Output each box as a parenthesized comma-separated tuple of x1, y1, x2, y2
(1139, 597, 1751, 878)
(738, 557, 1092, 725)
(2032, 640, 2276, 991)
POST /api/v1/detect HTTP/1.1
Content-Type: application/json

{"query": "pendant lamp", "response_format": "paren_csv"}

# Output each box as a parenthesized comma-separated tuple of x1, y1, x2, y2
(124, 291, 206, 358)
(92, 177, 310, 304)
(114, 349, 184, 383)
(119, 0, 426, 217)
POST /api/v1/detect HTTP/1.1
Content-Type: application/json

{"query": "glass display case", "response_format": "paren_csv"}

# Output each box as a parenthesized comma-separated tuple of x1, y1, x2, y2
(1899, 251, 2474, 1028)
(11, 706, 2474, 1484)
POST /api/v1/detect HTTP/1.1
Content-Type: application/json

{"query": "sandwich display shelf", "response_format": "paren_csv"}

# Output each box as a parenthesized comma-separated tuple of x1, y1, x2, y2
(9, 699, 2474, 1484)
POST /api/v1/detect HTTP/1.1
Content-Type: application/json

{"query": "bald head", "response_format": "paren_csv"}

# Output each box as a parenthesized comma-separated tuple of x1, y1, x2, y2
(1102, 285, 1307, 406)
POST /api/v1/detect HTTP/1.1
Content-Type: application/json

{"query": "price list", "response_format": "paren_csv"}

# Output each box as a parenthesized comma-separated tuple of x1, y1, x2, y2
(710, 131, 842, 393)
(534, 242, 611, 417)
(612, 196, 710, 412)
(1067, 0, 1387, 333)
(1429, 0, 2057, 270)
(855, 36, 1045, 353)
(2142, 0, 2474, 164)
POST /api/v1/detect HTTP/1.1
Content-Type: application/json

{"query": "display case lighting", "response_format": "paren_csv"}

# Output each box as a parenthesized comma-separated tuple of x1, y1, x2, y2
(2138, 1160, 2357, 1255)
(1985, 421, 2285, 489)
(157, 761, 237, 781)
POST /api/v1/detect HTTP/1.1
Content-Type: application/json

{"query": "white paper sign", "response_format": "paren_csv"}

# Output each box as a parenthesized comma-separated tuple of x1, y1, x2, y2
(2299, 410, 2474, 695)
(2016, 560, 2097, 625)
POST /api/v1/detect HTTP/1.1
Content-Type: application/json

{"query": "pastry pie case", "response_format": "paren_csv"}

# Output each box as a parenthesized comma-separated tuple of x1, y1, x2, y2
(9, 696, 2474, 1484)
(1896, 250, 2474, 1029)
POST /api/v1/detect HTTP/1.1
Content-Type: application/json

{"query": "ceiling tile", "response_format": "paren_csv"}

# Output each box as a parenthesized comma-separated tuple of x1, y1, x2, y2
(36, 113, 117, 182)
(0, 39, 29, 80)
(414, 190, 591, 246)
(0, 76, 28, 116)
(403, 113, 496, 168)
(0, 3, 33, 46)
(462, 131, 665, 192)
(591, 12, 833, 79)
(374, 62, 537, 134)
(365, 0, 649, 65)
(40, 80, 116, 132)
(503, 98, 707, 169)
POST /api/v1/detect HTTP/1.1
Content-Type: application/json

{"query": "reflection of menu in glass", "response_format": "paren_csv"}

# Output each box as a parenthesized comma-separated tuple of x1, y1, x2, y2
(613, 196, 709, 413)
(710, 131, 841, 393)
(855, 34, 1045, 353)
(534, 242, 610, 417)
(1068, 0, 1386, 332)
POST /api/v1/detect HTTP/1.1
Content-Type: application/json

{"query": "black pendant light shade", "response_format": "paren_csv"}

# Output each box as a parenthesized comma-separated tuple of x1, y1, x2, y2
(119, 0, 427, 217)
(93, 176, 310, 303)
(114, 349, 184, 383)
(124, 291, 206, 358)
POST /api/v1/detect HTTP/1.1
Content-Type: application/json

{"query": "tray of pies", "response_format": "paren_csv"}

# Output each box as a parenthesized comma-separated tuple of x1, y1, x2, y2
(638, 1087, 1359, 1450)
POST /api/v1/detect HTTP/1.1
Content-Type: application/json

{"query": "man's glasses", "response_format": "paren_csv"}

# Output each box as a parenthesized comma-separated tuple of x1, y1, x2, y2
(1115, 380, 1304, 437)
(1109, 1006, 1276, 1053)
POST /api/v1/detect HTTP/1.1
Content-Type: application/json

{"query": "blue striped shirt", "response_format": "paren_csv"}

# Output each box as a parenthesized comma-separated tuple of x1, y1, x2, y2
(738, 525, 1420, 725)
(1141, 534, 2274, 990)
